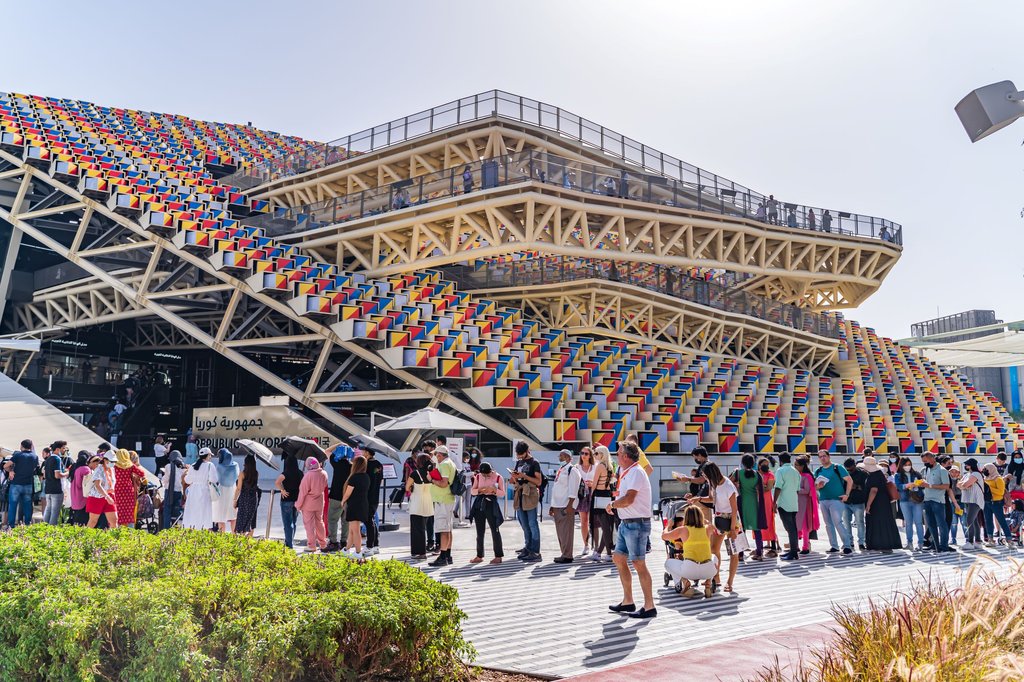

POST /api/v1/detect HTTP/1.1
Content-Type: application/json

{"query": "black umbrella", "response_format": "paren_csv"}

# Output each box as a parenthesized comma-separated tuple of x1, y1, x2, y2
(280, 436, 328, 463)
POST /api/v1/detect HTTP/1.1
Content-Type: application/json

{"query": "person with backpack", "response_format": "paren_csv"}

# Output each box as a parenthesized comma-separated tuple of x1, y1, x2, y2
(511, 441, 543, 563)
(549, 449, 582, 564)
(469, 462, 505, 564)
(428, 446, 459, 567)
(813, 450, 853, 555)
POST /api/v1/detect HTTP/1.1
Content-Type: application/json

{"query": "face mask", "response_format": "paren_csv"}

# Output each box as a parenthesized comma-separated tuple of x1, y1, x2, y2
(903, 466, 912, 472)
(889, 458, 897, 463)
(759, 465, 770, 473)
(1015, 458, 1022, 464)
(925, 462, 934, 469)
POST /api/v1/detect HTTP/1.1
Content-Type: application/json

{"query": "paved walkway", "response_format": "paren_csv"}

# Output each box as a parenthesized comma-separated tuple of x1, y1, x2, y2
(179, 493, 1024, 679)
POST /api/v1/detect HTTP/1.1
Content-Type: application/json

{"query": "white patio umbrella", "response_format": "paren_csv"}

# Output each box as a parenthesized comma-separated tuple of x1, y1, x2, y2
(350, 433, 400, 458)
(371, 407, 483, 434)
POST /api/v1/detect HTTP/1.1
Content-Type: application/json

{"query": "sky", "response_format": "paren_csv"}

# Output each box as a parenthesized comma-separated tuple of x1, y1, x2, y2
(3, 0, 1023, 341)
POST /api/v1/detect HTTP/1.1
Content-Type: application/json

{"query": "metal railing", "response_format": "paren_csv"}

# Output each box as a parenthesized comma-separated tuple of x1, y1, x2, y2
(226, 90, 902, 245)
(442, 255, 841, 339)
(272, 149, 901, 245)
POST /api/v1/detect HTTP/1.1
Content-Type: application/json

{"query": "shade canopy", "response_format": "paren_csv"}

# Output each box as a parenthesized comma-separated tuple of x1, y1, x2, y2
(910, 330, 1024, 368)
(371, 407, 484, 433)
(237, 439, 279, 470)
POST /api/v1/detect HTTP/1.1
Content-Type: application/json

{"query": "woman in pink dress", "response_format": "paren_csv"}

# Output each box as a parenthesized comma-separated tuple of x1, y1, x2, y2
(112, 448, 146, 527)
(794, 455, 821, 553)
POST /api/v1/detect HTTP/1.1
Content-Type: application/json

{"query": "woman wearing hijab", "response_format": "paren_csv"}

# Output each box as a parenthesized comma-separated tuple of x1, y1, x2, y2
(182, 447, 215, 530)
(794, 456, 821, 554)
(211, 448, 239, 533)
(296, 456, 329, 552)
(112, 448, 147, 528)
(758, 457, 779, 557)
(68, 450, 90, 526)
(86, 452, 119, 529)
(160, 450, 186, 530)
(1008, 450, 1024, 491)
(275, 453, 303, 549)
(233, 454, 260, 537)
(862, 456, 902, 552)
(731, 454, 768, 561)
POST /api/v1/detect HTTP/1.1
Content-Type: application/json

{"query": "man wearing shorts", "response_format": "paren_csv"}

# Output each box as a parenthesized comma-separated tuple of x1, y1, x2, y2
(428, 446, 457, 567)
(606, 442, 656, 619)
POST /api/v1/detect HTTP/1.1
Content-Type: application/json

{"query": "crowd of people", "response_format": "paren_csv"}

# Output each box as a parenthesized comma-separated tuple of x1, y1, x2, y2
(7, 432, 1024, 618)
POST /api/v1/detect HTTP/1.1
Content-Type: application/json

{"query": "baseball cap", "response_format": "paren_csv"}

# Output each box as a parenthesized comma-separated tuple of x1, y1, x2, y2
(103, 451, 117, 462)
(198, 447, 214, 458)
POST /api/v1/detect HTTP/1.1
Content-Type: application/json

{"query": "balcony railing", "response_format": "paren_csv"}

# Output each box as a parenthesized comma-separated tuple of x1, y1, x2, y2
(442, 255, 841, 340)
(275, 149, 901, 245)
(226, 90, 902, 245)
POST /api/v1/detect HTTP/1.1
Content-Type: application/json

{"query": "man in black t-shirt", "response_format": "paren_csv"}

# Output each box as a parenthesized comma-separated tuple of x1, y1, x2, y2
(842, 457, 868, 550)
(325, 444, 353, 552)
(364, 448, 384, 555)
(42, 441, 68, 525)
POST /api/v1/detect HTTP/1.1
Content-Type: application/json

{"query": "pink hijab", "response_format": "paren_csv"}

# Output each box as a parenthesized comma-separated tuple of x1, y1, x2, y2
(799, 471, 821, 532)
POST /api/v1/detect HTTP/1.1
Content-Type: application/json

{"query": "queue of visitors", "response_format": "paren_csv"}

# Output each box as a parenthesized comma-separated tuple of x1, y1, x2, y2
(7, 433, 1024, 608)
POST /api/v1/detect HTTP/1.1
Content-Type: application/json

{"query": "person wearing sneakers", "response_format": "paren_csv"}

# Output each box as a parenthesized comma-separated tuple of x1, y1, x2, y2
(469, 462, 505, 564)
(549, 449, 581, 564)
(957, 458, 986, 550)
(607, 442, 656, 619)
(983, 463, 1014, 546)
(511, 442, 543, 563)
(428, 446, 458, 567)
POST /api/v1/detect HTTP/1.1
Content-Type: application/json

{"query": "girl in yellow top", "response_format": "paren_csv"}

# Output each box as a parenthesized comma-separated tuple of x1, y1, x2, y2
(983, 464, 1014, 545)
(661, 504, 719, 598)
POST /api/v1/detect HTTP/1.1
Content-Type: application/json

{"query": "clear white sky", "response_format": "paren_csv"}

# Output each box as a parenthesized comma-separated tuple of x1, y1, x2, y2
(4, 0, 1023, 340)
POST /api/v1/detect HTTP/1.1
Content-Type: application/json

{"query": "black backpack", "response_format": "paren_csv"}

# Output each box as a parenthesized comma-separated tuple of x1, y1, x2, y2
(449, 469, 467, 497)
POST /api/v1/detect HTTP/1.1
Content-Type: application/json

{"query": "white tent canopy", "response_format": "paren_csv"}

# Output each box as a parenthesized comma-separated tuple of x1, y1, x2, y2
(371, 407, 484, 433)
(910, 330, 1024, 368)
(0, 339, 41, 352)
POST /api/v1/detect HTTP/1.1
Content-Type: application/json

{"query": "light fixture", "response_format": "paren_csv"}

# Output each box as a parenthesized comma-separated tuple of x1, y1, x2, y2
(955, 80, 1024, 143)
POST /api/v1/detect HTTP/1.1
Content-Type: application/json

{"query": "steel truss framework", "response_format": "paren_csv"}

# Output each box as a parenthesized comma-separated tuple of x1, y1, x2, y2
(290, 185, 900, 310)
(0, 150, 542, 448)
(479, 280, 838, 374)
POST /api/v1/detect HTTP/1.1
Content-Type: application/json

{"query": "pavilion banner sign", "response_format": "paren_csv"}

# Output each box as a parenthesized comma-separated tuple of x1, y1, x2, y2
(192, 406, 333, 452)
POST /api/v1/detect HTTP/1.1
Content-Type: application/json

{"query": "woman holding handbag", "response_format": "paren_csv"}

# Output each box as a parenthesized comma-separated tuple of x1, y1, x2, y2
(731, 454, 768, 561)
(406, 454, 434, 559)
(694, 463, 740, 593)
(588, 446, 615, 562)
(469, 462, 505, 564)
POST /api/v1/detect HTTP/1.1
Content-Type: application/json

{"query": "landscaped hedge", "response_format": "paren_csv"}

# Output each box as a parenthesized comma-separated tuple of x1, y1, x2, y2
(0, 526, 472, 681)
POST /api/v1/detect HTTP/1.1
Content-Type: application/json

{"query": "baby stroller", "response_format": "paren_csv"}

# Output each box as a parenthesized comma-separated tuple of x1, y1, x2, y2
(135, 483, 161, 534)
(658, 496, 688, 591)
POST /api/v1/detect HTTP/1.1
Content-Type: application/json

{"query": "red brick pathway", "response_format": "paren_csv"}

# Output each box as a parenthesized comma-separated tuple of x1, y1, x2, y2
(563, 621, 835, 681)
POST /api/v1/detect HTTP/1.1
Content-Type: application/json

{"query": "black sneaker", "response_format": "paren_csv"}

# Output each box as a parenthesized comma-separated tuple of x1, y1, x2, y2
(522, 553, 542, 562)
(324, 542, 341, 553)
(627, 607, 658, 619)
(827, 548, 840, 553)
(859, 544, 867, 550)
(842, 547, 853, 555)
(608, 603, 636, 613)
(553, 557, 573, 564)
(427, 557, 448, 567)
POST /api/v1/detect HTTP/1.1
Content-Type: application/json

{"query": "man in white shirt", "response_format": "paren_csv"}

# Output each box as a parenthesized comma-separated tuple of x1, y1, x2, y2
(606, 442, 656, 619)
(549, 449, 582, 564)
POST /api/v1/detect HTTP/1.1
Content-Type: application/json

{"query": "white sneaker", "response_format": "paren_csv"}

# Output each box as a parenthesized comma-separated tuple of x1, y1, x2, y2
(600, 554, 613, 562)
(962, 542, 976, 550)
(588, 551, 602, 561)
(366, 547, 380, 556)
(579, 545, 590, 556)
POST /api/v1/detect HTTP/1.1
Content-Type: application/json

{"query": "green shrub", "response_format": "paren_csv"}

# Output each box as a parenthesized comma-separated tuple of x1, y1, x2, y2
(0, 526, 473, 681)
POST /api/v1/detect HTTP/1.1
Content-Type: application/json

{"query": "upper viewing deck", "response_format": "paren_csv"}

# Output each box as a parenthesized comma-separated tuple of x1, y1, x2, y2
(230, 90, 903, 246)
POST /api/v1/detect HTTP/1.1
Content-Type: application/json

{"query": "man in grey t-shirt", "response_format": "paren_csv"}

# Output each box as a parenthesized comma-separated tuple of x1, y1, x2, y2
(920, 453, 952, 552)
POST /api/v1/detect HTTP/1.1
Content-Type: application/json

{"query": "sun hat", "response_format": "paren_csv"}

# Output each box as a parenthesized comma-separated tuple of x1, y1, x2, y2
(860, 456, 881, 473)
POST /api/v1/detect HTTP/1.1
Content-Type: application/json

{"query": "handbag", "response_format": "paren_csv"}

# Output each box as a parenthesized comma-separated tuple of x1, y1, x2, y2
(726, 533, 750, 555)
(886, 480, 900, 502)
